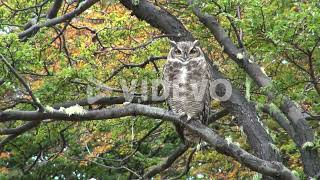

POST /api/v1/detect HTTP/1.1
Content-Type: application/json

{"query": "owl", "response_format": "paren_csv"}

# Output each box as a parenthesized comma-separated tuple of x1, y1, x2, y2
(163, 40, 213, 144)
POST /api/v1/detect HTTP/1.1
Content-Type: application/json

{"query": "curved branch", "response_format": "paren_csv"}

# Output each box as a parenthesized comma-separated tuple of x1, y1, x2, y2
(0, 54, 44, 111)
(208, 109, 229, 124)
(171, 147, 196, 179)
(0, 104, 297, 179)
(19, 0, 99, 40)
(142, 144, 189, 179)
(119, 0, 194, 41)
(0, 121, 40, 135)
(119, 0, 281, 167)
(0, 121, 40, 149)
(188, 1, 320, 176)
(47, 0, 63, 19)
(104, 56, 166, 82)
(52, 95, 165, 109)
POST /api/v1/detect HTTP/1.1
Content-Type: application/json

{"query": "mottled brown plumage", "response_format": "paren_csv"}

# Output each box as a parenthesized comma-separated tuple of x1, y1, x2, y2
(163, 40, 212, 144)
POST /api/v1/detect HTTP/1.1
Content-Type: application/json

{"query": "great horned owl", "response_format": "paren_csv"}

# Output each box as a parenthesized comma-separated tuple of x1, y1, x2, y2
(163, 40, 212, 144)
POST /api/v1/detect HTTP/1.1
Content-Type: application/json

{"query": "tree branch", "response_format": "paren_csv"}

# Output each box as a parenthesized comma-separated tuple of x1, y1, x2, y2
(142, 144, 189, 179)
(19, 0, 99, 40)
(260, 104, 295, 138)
(119, 0, 281, 167)
(0, 103, 297, 179)
(52, 95, 165, 109)
(0, 54, 44, 111)
(0, 121, 40, 135)
(47, 0, 63, 19)
(171, 147, 196, 179)
(104, 56, 166, 82)
(188, 1, 320, 176)
(208, 109, 229, 124)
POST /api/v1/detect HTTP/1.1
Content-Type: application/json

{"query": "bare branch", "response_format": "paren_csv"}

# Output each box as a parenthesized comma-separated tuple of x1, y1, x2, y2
(0, 54, 44, 111)
(0, 121, 40, 135)
(19, 0, 99, 40)
(120, 0, 281, 166)
(188, 0, 320, 176)
(170, 147, 196, 179)
(73, 157, 142, 178)
(104, 56, 166, 82)
(47, 0, 63, 19)
(207, 109, 229, 124)
(109, 35, 176, 51)
(0, 103, 297, 178)
(52, 94, 165, 109)
(121, 120, 164, 163)
(142, 144, 189, 179)
(0, 0, 50, 12)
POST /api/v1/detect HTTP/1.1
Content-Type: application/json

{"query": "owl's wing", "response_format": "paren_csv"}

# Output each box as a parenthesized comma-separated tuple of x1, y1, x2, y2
(202, 61, 216, 125)
(205, 59, 216, 99)
(162, 62, 168, 81)
(162, 62, 172, 110)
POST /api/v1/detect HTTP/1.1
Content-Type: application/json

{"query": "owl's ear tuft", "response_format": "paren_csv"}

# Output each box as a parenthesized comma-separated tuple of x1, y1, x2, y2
(193, 40, 199, 46)
(169, 40, 177, 47)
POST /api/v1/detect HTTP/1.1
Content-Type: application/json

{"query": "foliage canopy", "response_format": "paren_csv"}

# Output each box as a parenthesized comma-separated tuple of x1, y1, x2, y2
(0, 0, 319, 179)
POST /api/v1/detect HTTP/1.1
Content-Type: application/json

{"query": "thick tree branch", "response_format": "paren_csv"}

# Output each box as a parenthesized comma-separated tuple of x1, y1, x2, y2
(0, 121, 40, 135)
(0, 104, 297, 179)
(119, 0, 194, 41)
(189, 1, 320, 176)
(189, 0, 271, 86)
(280, 98, 320, 174)
(52, 95, 165, 109)
(0, 93, 164, 147)
(19, 0, 99, 40)
(119, 0, 281, 168)
(47, 0, 63, 19)
(260, 104, 295, 138)
(0, 121, 41, 149)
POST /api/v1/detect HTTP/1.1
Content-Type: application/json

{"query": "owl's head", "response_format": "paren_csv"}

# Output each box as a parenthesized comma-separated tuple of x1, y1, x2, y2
(168, 40, 203, 62)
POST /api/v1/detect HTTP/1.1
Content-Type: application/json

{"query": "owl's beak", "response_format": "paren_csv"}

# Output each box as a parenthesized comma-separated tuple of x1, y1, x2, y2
(182, 52, 188, 61)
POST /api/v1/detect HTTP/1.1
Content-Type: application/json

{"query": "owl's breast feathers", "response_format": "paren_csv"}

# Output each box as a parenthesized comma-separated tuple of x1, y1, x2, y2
(163, 58, 212, 124)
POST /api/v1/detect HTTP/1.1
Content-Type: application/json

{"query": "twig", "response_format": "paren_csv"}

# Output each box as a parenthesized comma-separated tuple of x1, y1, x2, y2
(0, 54, 44, 111)
(104, 56, 166, 82)
(142, 144, 189, 179)
(207, 109, 229, 124)
(120, 120, 164, 163)
(170, 147, 196, 179)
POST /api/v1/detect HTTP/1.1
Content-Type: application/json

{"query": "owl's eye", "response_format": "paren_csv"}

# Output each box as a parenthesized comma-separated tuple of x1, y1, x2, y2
(174, 49, 182, 54)
(190, 48, 198, 54)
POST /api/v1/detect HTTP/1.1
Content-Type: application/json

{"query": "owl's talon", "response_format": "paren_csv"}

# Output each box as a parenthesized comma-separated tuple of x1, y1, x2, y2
(186, 116, 193, 123)
(196, 141, 208, 151)
(177, 112, 187, 119)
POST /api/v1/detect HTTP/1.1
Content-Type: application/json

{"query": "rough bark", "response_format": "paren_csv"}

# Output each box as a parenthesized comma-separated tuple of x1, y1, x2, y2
(190, 2, 320, 177)
(47, 0, 63, 19)
(280, 98, 320, 177)
(0, 104, 298, 179)
(19, 0, 99, 40)
(120, 0, 281, 166)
